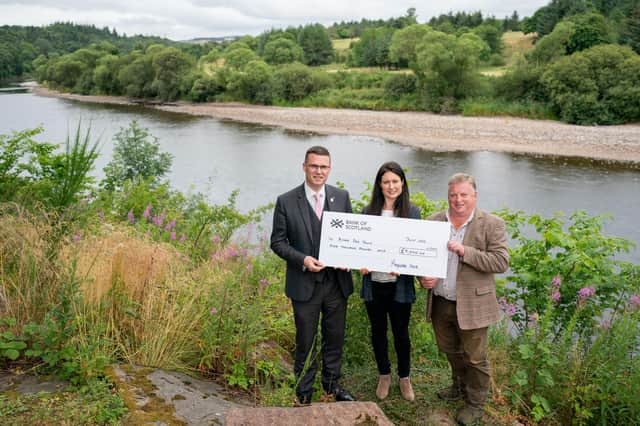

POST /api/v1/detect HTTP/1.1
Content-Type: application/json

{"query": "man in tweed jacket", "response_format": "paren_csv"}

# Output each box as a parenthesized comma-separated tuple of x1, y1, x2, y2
(420, 173, 509, 426)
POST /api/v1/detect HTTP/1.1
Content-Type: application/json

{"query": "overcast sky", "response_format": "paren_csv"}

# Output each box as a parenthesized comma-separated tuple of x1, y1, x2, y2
(0, 1, 549, 40)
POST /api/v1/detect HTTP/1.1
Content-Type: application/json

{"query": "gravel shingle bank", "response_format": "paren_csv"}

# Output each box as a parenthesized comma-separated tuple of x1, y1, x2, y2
(35, 88, 640, 164)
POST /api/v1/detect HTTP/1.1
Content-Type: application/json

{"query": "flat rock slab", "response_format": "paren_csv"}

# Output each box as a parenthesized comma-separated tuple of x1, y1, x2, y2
(0, 371, 68, 394)
(148, 369, 246, 425)
(226, 401, 393, 426)
(112, 366, 249, 425)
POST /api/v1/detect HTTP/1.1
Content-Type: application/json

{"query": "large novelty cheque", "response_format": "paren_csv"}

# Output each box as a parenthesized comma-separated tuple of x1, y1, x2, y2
(319, 212, 450, 278)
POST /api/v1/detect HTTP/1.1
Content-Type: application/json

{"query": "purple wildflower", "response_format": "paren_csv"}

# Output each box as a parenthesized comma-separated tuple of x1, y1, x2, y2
(127, 209, 135, 224)
(72, 234, 81, 242)
(259, 278, 270, 288)
(226, 246, 239, 258)
(552, 274, 561, 289)
(577, 286, 596, 300)
(211, 234, 221, 244)
(209, 307, 218, 315)
(630, 294, 640, 310)
(551, 291, 561, 302)
(170, 231, 176, 241)
(499, 297, 517, 317)
(143, 204, 152, 219)
(180, 233, 187, 242)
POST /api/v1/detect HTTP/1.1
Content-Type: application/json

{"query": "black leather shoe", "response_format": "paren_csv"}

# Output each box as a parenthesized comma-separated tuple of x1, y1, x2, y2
(295, 394, 312, 406)
(332, 387, 356, 402)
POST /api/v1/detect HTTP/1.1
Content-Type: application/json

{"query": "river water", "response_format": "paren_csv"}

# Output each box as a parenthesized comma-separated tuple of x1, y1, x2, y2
(1, 92, 639, 262)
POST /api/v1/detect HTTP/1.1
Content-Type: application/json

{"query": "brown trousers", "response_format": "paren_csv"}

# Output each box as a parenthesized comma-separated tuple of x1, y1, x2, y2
(431, 295, 490, 408)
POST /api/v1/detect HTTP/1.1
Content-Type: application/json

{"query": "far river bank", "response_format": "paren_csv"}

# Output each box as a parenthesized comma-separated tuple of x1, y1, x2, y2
(33, 86, 640, 164)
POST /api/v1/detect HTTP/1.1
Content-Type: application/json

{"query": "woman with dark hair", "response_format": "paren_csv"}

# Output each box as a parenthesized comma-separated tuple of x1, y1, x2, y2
(360, 161, 421, 401)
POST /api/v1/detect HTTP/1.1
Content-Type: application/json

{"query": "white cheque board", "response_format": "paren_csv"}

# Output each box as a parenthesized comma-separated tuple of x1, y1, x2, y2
(319, 211, 450, 278)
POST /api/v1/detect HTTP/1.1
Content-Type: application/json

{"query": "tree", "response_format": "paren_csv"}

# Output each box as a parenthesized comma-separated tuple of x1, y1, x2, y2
(351, 27, 395, 67)
(223, 47, 259, 69)
(262, 38, 304, 65)
(102, 121, 172, 190)
(389, 24, 433, 67)
(227, 60, 273, 104)
(412, 31, 488, 109)
(118, 53, 155, 98)
(527, 21, 577, 64)
(566, 12, 614, 54)
(620, 5, 640, 53)
(541, 44, 640, 124)
(297, 24, 333, 66)
(473, 23, 504, 57)
(151, 47, 195, 101)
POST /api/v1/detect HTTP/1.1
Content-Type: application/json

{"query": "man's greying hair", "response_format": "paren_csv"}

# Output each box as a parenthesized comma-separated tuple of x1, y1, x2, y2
(305, 146, 331, 162)
(448, 173, 477, 192)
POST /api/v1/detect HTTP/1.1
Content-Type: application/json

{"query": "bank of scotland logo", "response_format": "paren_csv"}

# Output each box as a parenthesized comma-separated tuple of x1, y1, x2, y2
(330, 218, 344, 228)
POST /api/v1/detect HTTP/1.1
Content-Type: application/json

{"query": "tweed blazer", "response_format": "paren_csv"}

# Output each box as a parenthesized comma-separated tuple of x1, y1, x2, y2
(426, 208, 509, 330)
(270, 183, 354, 302)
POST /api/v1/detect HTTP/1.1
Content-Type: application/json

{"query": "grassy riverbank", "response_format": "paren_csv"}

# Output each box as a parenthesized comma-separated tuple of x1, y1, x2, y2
(1, 123, 639, 425)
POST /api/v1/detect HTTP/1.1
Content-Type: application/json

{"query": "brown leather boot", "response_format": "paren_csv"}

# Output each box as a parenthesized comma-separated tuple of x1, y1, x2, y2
(399, 377, 415, 401)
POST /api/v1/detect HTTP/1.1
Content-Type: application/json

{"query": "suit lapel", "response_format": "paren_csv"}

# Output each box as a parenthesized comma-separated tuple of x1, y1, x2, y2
(296, 184, 314, 243)
(325, 185, 335, 212)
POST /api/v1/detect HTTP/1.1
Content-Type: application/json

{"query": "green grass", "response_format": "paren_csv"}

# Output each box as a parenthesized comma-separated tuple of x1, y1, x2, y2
(0, 379, 127, 425)
(332, 38, 358, 51)
(461, 98, 556, 120)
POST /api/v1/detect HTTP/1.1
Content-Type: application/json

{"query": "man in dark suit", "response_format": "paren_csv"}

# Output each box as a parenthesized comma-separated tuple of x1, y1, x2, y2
(270, 145, 355, 405)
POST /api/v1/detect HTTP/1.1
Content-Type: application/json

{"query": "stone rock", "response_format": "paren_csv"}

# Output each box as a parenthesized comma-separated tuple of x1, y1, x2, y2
(225, 401, 393, 426)
(0, 371, 67, 394)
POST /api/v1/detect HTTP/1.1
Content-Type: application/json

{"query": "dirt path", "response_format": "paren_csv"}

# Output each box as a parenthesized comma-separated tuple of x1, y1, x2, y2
(34, 87, 640, 164)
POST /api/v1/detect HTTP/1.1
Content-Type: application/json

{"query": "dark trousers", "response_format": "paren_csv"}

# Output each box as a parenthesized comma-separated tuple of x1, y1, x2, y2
(364, 281, 412, 378)
(431, 295, 490, 408)
(291, 274, 347, 399)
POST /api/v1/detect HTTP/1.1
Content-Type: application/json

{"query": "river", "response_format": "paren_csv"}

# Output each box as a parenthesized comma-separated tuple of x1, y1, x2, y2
(1, 91, 639, 262)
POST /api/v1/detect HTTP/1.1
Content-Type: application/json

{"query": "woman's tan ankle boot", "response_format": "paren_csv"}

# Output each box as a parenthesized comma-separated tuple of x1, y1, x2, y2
(399, 377, 415, 401)
(376, 374, 391, 399)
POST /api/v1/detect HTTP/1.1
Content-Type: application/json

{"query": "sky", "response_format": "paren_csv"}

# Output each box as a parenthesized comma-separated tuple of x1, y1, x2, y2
(0, 1, 550, 41)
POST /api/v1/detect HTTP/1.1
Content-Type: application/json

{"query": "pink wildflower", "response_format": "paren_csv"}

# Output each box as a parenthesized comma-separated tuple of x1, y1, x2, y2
(170, 231, 176, 241)
(259, 278, 270, 288)
(180, 233, 187, 242)
(72, 234, 81, 242)
(578, 286, 596, 300)
(551, 291, 561, 302)
(209, 307, 218, 315)
(499, 297, 517, 317)
(630, 294, 640, 310)
(211, 234, 221, 244)
(143, 204, 152, 219)
(552, 274, 561, 289)
(127, 209, 135, 224)
(226, 246, 239, 258)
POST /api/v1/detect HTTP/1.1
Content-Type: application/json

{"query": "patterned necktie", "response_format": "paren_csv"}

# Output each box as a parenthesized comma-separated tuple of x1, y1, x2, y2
(313, 193, 323, 219)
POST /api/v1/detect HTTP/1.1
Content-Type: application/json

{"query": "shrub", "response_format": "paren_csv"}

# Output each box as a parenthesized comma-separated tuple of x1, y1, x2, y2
(102, 121, 173, 190)
(383, 72, 417, 97)
(541, 44, 640, 124)
(271, 62, 318, 102)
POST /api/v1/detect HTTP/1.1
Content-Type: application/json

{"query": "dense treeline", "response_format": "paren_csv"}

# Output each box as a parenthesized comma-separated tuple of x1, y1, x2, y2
(0, 22, 216, 82)
(13, 2, 640, 125)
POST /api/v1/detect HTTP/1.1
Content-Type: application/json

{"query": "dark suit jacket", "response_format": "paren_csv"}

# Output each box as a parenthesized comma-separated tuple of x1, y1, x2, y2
(360, 203, 421, 304)
(426, 208, 509, 330)
(271, 183, 354, 302)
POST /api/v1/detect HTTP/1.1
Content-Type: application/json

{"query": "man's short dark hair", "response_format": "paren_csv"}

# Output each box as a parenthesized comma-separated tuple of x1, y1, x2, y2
(305, 146, 331, 162)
